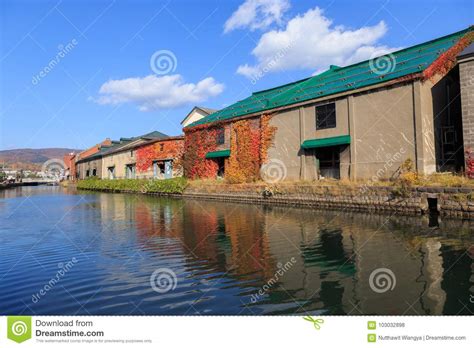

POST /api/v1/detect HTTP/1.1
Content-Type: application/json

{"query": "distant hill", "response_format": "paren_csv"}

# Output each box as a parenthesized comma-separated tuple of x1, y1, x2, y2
(0, 148, 82, 171)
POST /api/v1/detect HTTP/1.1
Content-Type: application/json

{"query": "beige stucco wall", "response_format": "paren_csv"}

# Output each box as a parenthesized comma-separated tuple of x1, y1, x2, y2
(76, 157, 103, 179)
(351, 83, 417, 179)
(101, 149, 136, 179)
(267, 80, 438, 180)
(182, 109, 207, 128)
(418, 80, 437, 174)
(267, 108, 304, 180)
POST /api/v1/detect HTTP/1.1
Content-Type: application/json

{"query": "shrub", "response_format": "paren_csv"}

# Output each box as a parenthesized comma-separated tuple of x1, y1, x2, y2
(77, 177, 188, 194)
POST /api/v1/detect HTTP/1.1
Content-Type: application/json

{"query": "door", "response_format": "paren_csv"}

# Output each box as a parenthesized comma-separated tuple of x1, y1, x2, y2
(216, 158, 225, 178)
(316, 147, 340, 179)
(164, 160, 173, 179)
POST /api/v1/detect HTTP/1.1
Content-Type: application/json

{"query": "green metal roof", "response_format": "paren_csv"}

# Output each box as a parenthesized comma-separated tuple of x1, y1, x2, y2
(301, 135, 351, 149)
(187, 27, 472, 129)
(205, 149, 231, 158)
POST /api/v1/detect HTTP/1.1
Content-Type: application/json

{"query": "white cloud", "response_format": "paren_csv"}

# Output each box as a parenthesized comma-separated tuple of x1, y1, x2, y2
(224, 0, 290, 33)
(237, 7, 400, 79)
(94, 75, 224, 111)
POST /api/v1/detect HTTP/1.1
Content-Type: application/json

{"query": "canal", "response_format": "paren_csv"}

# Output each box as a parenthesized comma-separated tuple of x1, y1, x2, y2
(0, 186, 472, 315)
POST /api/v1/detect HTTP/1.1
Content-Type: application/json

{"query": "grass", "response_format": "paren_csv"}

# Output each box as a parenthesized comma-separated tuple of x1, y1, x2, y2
(187, 173, 474, 190)
(77, 177, 188, 194)
(76, 172, 472, 196)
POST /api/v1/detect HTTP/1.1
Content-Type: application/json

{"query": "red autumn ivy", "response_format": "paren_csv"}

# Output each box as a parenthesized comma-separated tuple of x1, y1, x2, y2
(136, 139, 184, 173)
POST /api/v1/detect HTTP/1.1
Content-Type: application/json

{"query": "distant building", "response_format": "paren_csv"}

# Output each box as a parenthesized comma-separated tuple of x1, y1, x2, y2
(63, 139, 111, 181)
(133, 136, 184, 179)
(180, 106, 217, 128)
(100, 131, 169, 180)
(75, 131, 185, 180)
(63, 152, 76, 181)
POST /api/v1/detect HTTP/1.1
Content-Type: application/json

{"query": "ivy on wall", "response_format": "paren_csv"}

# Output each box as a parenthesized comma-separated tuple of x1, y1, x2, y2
(184, 115, 276, 183)
(260, 114, 276, 164)
(225, 119, 261, 183)
(466, 149, 474, 179)
(183, 126, 221, 179)
(423, 31, 474, 81)
(136, 140, 184, 173)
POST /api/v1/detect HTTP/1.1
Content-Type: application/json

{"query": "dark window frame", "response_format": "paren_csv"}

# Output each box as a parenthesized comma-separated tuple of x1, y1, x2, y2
(216, 128, 225, 145)
(316, 103, 336, 130)
(126, 164, 136, 179)
(108, 166, 115, 179)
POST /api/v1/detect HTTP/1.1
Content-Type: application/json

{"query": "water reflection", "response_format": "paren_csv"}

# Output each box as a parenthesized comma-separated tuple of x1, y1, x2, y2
(0, 187, 472, 315)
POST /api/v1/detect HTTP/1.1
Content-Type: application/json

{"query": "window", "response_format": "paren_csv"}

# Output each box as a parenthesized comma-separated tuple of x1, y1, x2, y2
(153, 161, 165, 178)
(86, 170, 90, 177)
(159, 143, 164, 151)
(126, 164, 136, 179)
(130, 150, 134, 157)
(216, 128, 225, 145)
(316, 103, 336, 129)
(108, 166, 115, 180)
(92, 169, 97, 176)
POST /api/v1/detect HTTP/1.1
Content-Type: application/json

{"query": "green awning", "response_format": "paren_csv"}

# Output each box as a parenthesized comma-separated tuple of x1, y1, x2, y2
(301, 135, 351, 149)
(205, 149, 231, 159)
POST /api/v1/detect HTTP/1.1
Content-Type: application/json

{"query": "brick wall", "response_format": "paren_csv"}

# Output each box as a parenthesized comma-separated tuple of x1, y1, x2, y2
(459, 58, 474, 167)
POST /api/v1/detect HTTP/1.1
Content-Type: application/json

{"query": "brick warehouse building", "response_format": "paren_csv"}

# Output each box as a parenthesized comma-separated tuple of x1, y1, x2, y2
(183, 27, 474, 182)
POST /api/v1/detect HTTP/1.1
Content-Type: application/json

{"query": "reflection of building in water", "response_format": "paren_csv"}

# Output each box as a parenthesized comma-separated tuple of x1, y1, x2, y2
(95, 192, 472, 314)
(263, 208, 357, 314)
(261, 207, 471, 315)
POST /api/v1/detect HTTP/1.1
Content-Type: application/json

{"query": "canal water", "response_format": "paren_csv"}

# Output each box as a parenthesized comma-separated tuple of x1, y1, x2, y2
(0, 186, 473, 315)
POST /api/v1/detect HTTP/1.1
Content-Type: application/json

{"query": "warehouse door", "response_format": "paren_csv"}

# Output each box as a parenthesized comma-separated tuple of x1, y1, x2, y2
(316, 147, 340, 179)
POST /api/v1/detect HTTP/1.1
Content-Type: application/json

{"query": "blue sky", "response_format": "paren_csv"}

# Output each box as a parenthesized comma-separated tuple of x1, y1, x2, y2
(0, 0, 472, 150)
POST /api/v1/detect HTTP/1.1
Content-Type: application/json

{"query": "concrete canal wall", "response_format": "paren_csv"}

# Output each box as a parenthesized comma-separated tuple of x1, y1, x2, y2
(79, 182, 474, 219)
(180, 184, 474, 219)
